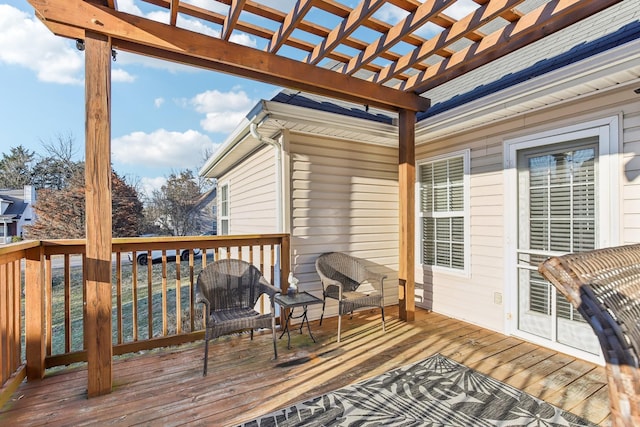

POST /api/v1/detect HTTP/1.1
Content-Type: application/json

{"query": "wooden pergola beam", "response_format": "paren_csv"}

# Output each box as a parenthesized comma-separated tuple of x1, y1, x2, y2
(402, 0, 623, 93)
(29, 0, 429, 112)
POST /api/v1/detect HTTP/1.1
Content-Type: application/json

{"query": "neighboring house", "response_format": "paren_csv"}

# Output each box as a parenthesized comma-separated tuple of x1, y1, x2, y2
(194, 187, 217, 235)
(0, 185, 37, 244)
(200, 0, 640, 365)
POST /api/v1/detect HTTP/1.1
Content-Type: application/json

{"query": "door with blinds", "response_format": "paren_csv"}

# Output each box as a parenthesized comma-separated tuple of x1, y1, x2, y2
(516, 139, 601, 355)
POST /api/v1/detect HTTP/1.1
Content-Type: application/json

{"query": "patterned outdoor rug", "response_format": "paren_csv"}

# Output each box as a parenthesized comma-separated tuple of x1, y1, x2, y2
(241, 353, 595, 426)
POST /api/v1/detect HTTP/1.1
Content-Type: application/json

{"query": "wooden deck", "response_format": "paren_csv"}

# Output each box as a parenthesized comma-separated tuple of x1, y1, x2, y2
(0, 307, 610, 426)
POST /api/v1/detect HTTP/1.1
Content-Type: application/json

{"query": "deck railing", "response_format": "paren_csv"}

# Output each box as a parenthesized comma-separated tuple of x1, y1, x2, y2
(0, 234, 290, 406)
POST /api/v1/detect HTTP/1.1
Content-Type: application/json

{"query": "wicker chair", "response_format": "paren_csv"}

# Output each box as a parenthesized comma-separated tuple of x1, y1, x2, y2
(538, 244, 640, 427)
(315, 252, 386, 343)
(195, 259, 280, 376)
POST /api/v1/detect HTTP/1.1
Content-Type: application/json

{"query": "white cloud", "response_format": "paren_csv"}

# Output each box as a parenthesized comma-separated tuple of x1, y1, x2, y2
(114, 0, 143, 15)
(154, 98, 165, 108)
(112, 129, 214, 168)
(373, 4, 408, 24)
(442, 0, 480, 20)
(140, 176, 167, 198)
(112, 68, 136, 83)
(201, 111, 250, 133)
(191, 89, 255, 113)
(183, 0, 227, 13)
(190, 89, 256, 133)
(0, 5, 83, 84)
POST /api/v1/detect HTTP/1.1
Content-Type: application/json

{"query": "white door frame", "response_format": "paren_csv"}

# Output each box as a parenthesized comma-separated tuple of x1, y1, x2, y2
(503, 115, 620, 364)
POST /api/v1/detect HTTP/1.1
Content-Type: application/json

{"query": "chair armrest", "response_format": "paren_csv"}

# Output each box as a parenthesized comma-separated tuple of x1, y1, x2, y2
(258, 278, 281, 308)
(195, 287, 210, 308)
(317, 271, 344, 292)
(364, 269, 386, 294)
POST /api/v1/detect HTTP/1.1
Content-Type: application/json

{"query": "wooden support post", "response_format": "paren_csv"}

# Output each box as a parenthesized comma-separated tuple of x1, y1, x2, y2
(25, 246, 45, 380)
(84, 31, 113, 397)
(398, 109, 415, 322)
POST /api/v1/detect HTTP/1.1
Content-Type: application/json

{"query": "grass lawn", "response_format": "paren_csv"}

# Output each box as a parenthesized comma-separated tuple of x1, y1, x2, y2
(47, 255, 208, 355)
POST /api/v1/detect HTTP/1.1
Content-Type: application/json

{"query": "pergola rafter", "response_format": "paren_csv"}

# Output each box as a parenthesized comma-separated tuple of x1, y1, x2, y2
(305, 0, 387, 66)
(25, 0, 624, 399)
(222, 0, 247, 41)
(373, 0, 528, 84)
(267, 0, 315, 54)
(401, 0, 622, 93)
(31, 0, 620, 100)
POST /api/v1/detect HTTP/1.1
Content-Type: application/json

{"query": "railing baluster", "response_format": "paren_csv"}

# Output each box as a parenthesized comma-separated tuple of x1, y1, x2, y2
(131, 253, 138, 342)
(81, 253, 87, 351)
(1, 262, 8, 383)
(116, 252, 123, 344)
(13, 260, 21, 373)
(64, 254, 71, 354)
(147, 252, 153, 339)
(189, 250, 195, 332)
(175, 250, 182, 335)
(162, 251, 168, 337)
(46, 256, 52, 355)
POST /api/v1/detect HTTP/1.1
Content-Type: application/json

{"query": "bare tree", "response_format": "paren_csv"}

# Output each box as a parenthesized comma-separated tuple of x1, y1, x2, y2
(32, 133, 82, 190)
(145, 169, 209, 236)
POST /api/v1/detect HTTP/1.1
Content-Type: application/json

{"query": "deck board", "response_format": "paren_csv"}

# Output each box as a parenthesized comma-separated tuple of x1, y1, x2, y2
(0, 307, 610, 426)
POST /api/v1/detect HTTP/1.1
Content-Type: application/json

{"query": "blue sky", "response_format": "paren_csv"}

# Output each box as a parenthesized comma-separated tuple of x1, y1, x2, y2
(0, 0, 473, 197)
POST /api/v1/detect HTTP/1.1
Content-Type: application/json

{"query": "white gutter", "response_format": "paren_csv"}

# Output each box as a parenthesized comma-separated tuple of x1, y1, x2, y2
(249, 120, 284, 234)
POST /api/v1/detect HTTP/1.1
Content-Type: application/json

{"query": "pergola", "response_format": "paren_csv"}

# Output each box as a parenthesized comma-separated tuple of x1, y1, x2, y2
(27, 0, 621, 397)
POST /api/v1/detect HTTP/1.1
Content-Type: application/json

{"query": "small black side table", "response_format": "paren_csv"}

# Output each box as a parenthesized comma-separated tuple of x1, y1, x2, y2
(275, 291, 323, 349)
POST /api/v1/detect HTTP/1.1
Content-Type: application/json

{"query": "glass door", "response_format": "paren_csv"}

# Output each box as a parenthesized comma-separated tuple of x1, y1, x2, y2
(516, 139, 600, 355)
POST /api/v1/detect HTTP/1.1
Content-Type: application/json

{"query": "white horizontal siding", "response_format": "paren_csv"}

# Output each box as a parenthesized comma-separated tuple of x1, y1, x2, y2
(415, 81, 640, 336)
(289, 133, 399, 322)
(218, 146, 277, 235)
(622, 99, 640, 245)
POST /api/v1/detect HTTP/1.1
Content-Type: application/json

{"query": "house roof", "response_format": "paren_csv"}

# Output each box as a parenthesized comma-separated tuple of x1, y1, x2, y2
(0, 189, 28, 219)
(194, 187, 217, 210)
(270, 90, 394, 125)
(199, 95, 399, 178)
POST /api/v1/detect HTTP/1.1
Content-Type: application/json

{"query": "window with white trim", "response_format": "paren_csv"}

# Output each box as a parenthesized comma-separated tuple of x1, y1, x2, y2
(419, 153, 468, 272)
(219, 183, 229, 235)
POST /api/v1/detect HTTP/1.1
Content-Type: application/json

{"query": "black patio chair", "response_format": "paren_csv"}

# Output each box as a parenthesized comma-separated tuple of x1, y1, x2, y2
(195, 259, 279, 376)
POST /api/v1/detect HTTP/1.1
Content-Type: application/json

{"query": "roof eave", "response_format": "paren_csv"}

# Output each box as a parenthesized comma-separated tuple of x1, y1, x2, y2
(199, 98, 399, 179)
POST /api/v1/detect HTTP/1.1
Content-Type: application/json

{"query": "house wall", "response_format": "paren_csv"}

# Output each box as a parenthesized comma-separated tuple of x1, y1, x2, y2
(217, 145, 278, 235)
(415, 83, 640, 335)
(17, 185, 36, 237)
(288, 133, 400, 321)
